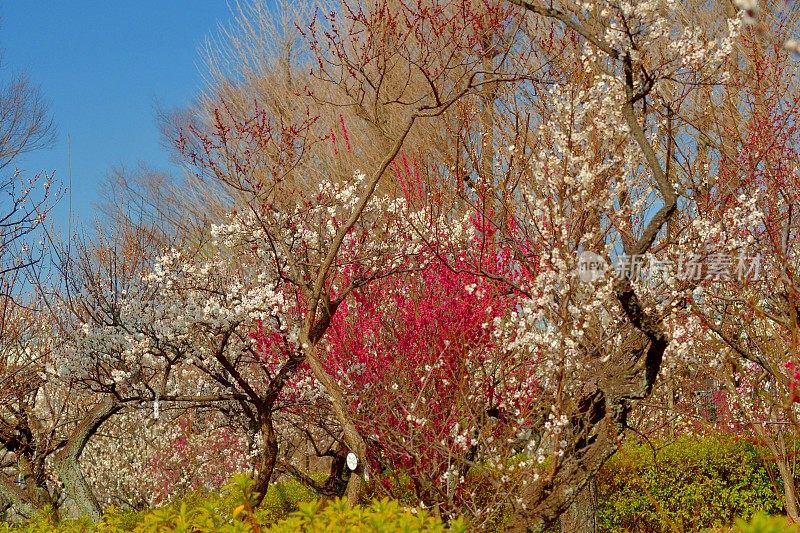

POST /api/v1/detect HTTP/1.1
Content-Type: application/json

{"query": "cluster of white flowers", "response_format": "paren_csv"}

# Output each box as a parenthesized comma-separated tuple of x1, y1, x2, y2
(83, 409, 253, 507)
(210, 170, 429, 285)
(593, 0, 741, 76)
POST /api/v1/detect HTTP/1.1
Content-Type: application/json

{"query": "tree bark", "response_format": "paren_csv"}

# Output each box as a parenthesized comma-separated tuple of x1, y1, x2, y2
(777, 457, 800, 521)
(559, 477, 597, 533)
(54, 396, 121, 520)
(304, 343, 367, 506)
(0, 475, 47, 519)
(762, 428, 800, 520)
(252, 412, 279, 507)
(512, 281, 669, 532)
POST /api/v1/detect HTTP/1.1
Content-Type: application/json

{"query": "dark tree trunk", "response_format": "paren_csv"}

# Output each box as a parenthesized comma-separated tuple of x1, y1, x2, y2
(252, 412, 279, 507)
(510, 282, 669, 532)
(0, 473, 53, 519)
(560, 477, 597, 533)
(54, 397, 121, 520)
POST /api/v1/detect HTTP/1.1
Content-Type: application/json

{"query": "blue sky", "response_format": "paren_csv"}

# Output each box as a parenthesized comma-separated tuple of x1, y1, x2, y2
(1, 2, 239, 231)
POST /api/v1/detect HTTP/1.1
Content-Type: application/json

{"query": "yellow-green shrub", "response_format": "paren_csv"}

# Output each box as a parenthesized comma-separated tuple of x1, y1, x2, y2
(730, 513, 800, 533)
(596, 435, 783, 532)
(266, 498, 466, 532)
(0, 476, 464, 532)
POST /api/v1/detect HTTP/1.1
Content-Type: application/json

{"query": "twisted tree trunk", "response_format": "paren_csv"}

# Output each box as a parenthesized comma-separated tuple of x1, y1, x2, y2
(252, 412, 279, 507)
(512, 281, 670, 532)
(54, 397, 121, 520)
(560, 477, 597, 533)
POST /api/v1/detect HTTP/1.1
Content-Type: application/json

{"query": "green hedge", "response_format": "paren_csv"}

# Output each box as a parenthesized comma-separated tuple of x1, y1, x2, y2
(2, 434, 793, 532)
(596, 435, 784, 532)
(731, 513, 800, 533)
(0, 476, 464, 532)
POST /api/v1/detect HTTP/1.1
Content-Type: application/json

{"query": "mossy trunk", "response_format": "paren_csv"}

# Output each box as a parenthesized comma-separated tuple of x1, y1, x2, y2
(252, 413, 279, 507)
(54, 397, 121, 520)
(559, 477, 597, 533)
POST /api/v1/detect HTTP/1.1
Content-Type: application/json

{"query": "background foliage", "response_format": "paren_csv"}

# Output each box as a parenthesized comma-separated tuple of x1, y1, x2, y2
(596, 435, 785, 532)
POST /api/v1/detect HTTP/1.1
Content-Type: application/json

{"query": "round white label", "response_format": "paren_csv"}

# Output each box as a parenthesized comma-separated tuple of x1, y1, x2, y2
(346, 452, 358, 471)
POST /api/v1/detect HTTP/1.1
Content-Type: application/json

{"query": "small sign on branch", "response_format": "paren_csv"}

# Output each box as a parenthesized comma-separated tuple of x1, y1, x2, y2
(346, 452, 358, 471)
